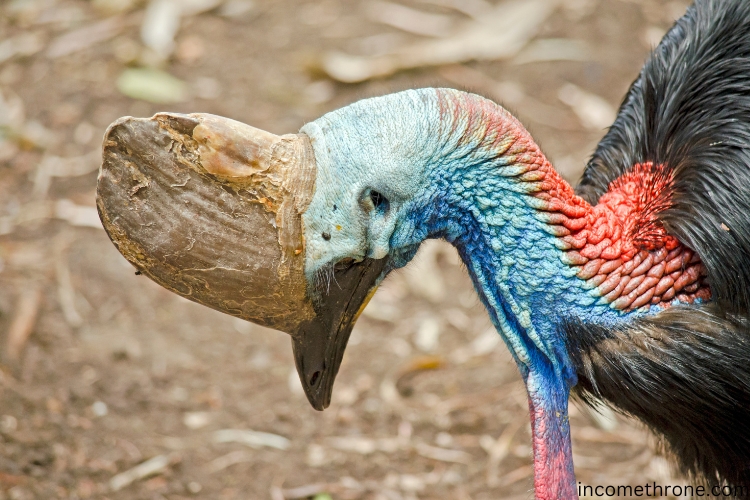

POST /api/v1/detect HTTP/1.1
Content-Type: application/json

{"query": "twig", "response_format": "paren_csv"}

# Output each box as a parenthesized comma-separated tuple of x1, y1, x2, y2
(486, 419, 524, 487)
(109, 454, 179, 492)
(54, 234, 83, 328)
(213, 429, 290, 450)
(206, 450, 252, 474)
(5, 286, 42, 364)
(414, 443, 473, 464)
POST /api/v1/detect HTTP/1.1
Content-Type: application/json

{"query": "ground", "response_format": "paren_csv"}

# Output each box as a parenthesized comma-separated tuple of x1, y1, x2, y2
(0, 0, 694, 499)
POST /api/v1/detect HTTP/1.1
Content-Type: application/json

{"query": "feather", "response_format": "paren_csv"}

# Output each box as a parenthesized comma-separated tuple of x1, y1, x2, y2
(569, 0, 750, 493)
(562, 307, 750, 494)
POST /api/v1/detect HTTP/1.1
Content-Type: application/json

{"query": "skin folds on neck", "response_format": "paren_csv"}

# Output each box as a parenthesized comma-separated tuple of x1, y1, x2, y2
(391, 90, 709, 499)
(301, 88, 710, 499)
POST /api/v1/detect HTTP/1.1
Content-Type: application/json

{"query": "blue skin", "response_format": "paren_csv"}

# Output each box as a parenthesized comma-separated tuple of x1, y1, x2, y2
(300, 88, 643, 496)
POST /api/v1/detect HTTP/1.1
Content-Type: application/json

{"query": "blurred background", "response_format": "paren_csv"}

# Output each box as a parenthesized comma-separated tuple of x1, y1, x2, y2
(0, 0, 694, 499)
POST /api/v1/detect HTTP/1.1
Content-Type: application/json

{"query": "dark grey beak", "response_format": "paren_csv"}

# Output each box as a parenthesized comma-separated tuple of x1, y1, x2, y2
(292, 257, 388, 410)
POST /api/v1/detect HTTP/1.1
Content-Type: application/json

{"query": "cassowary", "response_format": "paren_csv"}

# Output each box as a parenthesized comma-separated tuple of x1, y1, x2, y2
(97, 0, 750, 498)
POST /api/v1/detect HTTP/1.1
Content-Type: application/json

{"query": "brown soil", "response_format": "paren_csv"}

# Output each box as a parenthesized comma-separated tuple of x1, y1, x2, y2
(0, 1, 693, 499)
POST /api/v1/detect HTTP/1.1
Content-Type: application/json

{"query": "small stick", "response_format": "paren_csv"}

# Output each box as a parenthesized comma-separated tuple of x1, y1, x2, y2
(281, 483, 330, 499)
(109, 454, 179, 492)
(5, 286, 42, 363)
(54, 233, 83, 328)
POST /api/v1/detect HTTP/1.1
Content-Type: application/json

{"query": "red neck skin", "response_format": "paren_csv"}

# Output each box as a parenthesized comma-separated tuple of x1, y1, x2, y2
(528, 162, 709, 500)
(533, 162, 710, 310)
(432, 91, 710, 500)
(526, 370, 577, 500)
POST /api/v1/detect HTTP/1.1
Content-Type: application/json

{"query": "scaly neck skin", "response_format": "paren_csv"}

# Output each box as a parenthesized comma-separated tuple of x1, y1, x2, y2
(302, 88, 709, 500)
(400, 93, 635, 376)
(395, 91, 635, 500)
(430, 140, 609, 500)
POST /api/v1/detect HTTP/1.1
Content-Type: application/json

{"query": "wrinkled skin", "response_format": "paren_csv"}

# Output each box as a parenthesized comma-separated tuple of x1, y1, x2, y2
(297, 88, 631, 499)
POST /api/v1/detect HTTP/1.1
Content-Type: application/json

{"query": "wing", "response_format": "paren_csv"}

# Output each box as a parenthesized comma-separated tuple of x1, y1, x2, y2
(563, 306, 750, 489)
(576, 0, 750, 314)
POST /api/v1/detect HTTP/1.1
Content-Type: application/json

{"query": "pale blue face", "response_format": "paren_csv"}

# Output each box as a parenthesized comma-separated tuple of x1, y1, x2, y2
(292, 88, 648, 494)
(296, 88, 637, 385)
(299, 90, 446, 284)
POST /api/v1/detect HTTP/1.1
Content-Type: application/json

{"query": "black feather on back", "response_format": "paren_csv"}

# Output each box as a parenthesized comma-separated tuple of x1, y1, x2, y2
(576, 0, 750, 314)
(563, 306, 750, 496)
(569, 0, 750, 493)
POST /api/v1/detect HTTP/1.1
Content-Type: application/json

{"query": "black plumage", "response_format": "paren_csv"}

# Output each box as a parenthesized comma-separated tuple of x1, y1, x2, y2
(564, 309, 750, 495)
(568, 0, 750, 494)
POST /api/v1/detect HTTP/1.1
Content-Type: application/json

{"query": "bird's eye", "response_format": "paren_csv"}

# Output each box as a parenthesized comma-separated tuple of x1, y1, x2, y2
(369, 190, 389, 212)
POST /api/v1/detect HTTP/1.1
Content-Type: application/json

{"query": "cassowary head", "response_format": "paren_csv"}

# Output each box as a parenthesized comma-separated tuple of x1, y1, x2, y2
(297, 88, 582, 404)
(100, 87, 544, 407)
(100, 87, 591, 497)
(99, 1, 750, 494)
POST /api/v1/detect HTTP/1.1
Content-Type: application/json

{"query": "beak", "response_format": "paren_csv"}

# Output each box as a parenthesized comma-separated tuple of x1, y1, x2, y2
(97, 111, 384, 411)
(293, 257, 388, 410)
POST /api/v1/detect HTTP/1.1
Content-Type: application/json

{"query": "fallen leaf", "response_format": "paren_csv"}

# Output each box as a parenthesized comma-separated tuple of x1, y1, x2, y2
(321, 0, 558, 82)
(558, 83, 616, 130)
(213, 429, 291, 450)
(116, 67, 189, 104)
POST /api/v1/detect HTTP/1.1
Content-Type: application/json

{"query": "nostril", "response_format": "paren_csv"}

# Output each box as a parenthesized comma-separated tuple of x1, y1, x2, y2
(322, 232, 331, 241)
(309, 371, 321, 386)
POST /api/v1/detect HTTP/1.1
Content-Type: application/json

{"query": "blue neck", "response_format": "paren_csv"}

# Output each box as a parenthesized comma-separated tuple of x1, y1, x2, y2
(393, 150, 640, 389)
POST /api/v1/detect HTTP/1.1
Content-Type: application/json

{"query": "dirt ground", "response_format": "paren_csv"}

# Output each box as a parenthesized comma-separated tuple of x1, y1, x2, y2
(0, 0, 696, 499)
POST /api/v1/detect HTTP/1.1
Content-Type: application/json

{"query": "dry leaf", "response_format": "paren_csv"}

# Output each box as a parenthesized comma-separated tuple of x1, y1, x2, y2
(558, 83, 616, 130)
(322, 0, 559, 82)
(116, 67, 189, 103)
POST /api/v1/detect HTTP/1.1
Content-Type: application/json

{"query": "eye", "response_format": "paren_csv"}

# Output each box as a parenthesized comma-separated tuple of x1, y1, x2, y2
(369, 190, 389, 212)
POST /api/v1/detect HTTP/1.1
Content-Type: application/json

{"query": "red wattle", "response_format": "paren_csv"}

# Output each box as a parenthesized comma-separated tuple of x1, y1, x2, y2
(534, 162, 710, 309)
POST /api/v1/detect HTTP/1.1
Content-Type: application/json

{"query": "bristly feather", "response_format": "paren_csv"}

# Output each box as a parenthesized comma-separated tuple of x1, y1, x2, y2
(604, 162, 676, 251)
(569, 0, 750, 493)
(577, 0, 750, 314)
(562, 307, 750, 495)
